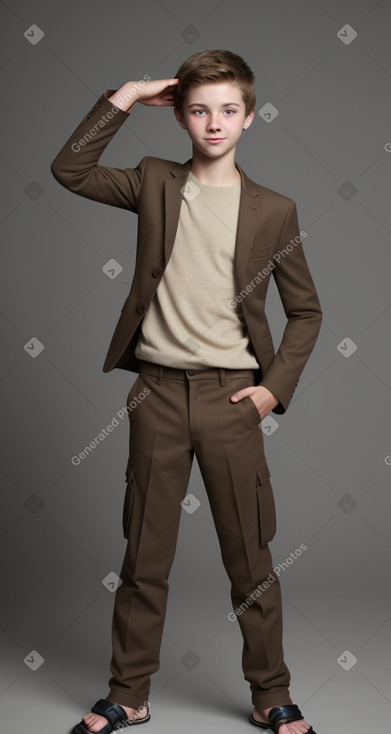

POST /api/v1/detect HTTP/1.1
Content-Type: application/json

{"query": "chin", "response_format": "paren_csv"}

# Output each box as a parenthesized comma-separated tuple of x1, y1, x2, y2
(200, 143, 228, 154)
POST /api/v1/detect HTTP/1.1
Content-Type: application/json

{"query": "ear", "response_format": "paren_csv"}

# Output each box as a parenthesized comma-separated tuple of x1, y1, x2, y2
(173, 106, 187, 129)
(243, 108, 255, 130)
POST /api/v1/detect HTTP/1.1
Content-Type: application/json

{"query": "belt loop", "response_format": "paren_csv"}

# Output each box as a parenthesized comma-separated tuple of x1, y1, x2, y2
(219, 367, 226, 387)
(156, 365, 163, 385)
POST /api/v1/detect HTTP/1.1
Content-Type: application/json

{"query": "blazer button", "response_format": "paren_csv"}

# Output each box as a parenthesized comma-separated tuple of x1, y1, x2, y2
(137, 302, 148, 313)
(152, 268, 163, 277)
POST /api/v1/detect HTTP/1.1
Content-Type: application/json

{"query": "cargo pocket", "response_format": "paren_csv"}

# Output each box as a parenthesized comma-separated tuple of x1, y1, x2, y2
(256, 458, 277, 546)
(123, 459, 135, 539)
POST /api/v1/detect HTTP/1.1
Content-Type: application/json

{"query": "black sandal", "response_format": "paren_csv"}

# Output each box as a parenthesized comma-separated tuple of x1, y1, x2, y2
(72, 698, 151, 733)
(249, 703, 317, 733)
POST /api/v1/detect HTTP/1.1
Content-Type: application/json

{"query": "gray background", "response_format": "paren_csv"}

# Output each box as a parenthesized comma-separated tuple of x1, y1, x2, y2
(1, 0, 390, 732)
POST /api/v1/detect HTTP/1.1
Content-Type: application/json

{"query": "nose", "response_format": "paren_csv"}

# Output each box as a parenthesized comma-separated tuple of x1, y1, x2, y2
(207, 114, 221, 131)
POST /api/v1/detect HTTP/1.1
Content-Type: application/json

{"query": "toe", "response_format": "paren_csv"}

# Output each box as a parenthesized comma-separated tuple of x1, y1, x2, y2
(279, 722, 311, 734)
(83, 715, 95, 725)
(80, 713, 108, 732)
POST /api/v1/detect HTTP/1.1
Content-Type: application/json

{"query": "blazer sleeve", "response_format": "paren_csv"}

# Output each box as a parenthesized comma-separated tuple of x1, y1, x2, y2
(50, 89, 147, 212)
(257, 199, 323, 414)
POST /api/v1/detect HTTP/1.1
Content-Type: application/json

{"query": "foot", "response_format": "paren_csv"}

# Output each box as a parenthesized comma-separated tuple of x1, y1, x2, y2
(82, 702, 148, 732)
(252, 705, 311, 734)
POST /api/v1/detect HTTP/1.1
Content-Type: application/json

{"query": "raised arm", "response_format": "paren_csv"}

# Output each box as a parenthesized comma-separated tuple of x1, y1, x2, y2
(50, 78, 179, 211)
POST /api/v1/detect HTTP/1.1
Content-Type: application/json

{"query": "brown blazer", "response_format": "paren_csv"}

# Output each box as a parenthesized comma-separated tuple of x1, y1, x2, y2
(50, 89, 322, 414)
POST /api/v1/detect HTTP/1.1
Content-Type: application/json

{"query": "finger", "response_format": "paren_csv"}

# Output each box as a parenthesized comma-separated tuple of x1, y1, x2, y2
(230, 390, 249, 402)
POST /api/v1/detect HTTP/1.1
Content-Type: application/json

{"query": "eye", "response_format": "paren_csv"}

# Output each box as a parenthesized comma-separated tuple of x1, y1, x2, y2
(191, 109, 237, 116)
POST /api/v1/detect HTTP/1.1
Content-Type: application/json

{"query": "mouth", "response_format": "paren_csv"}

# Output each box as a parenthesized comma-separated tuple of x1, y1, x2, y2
(205, 138, 226, 143)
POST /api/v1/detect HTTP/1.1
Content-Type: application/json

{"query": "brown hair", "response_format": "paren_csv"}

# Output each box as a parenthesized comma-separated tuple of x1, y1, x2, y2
(172, 49, 256, 117)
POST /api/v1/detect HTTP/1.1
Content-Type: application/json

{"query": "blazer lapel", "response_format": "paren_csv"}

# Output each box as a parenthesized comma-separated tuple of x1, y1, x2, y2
(164, 160, 263, 288)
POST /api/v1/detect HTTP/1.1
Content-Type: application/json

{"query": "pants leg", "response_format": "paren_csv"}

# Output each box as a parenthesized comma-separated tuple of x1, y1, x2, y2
(187, 370, 293, 710)
(106, 369, 194, 709)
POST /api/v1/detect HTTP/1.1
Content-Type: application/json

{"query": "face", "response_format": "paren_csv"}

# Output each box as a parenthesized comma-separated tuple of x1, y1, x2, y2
(174, 81, 254, 159)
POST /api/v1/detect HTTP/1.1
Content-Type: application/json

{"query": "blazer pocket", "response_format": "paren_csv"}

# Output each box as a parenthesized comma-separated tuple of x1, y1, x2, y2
(248, 244, 273, 260)
(123, 459, 135, 538)
(256, 458, 277, 546)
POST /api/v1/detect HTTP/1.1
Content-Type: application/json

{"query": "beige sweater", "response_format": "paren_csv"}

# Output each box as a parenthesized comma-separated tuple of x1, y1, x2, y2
(135, 169, 259, 370)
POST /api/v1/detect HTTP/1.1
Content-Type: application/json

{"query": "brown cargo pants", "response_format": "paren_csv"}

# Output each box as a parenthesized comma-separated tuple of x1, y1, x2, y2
(105, 360, 293, 712)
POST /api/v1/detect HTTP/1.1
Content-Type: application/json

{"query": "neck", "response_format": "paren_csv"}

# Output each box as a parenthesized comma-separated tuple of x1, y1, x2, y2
(189, 149, 240, 187)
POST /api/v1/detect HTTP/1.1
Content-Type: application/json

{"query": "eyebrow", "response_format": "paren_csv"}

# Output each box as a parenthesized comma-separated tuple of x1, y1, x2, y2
(187, 102, 241, 108)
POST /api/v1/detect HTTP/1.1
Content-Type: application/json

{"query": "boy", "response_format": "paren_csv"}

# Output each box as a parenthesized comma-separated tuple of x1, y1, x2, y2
(51, 50, 321, 734)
